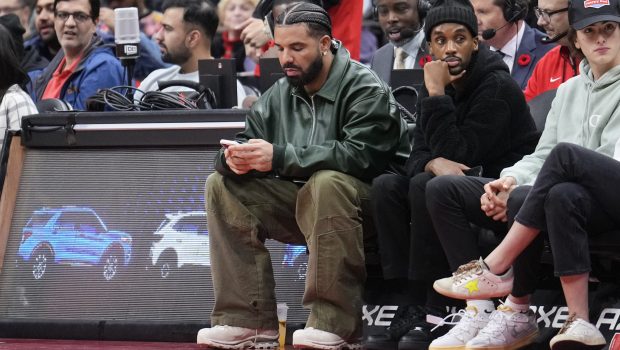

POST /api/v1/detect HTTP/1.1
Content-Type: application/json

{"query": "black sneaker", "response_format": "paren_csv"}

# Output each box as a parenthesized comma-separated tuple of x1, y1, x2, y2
(365, 305, 426, 350)
(398, 306, 450, 350)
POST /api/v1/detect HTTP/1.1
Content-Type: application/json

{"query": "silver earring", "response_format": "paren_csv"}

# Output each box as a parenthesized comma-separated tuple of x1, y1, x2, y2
(322, 51, 327, 56)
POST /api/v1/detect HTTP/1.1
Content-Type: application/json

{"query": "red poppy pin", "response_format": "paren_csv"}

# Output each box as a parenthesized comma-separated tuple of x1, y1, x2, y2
(419, 55, 432, 68)
(518, 53, 531, 66)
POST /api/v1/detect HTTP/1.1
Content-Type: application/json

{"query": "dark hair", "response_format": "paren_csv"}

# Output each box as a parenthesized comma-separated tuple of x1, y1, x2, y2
(492, 0, 528, 20)
(566, 27, 586, 61)
(0, 14, 25, 60)
(162, 0, 218, 41)
(54, 0, 100, 21)
(0, 25, 28, 91)
(274, 2, 332, 38)
(273, 0, 323, 7)
(20, 0, 36, 10)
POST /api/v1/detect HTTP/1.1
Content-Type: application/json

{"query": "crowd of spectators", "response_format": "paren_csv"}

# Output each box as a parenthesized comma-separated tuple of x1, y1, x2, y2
(1, 0, 619, 349)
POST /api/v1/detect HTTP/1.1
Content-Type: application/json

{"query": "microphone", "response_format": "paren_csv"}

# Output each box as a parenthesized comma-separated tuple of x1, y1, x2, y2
(481, 7, 527, 40)
(541, 31, 568, 44)
(482, 21, 511, 40)
(392, 26, 422, 43)
(114, 7, 140, 87)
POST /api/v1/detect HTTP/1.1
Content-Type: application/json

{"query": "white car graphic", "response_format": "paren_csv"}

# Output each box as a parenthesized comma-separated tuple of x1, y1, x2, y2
(149, 211, 209, 278)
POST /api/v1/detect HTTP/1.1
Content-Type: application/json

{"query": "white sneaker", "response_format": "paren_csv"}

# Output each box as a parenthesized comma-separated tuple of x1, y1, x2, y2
(428, 305, 492, 350)
(292, 327, 362, 349)
(549, 314, 606, 350)
(466, 304, 538, 349)
(197, 325, 279, 349)
(434, 258, 513, 300)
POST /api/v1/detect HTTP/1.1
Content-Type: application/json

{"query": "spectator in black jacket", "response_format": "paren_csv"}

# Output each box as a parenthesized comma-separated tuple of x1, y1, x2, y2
(367, 0, 539, 348)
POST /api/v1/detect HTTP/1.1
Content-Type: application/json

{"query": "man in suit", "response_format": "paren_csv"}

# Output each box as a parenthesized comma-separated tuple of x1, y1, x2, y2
(471, 0, 555, 89)
(370, 0, 430, 84)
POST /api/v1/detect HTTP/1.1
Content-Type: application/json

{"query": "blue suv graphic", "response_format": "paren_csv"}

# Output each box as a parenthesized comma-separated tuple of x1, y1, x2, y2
(17, 207, 132, 281)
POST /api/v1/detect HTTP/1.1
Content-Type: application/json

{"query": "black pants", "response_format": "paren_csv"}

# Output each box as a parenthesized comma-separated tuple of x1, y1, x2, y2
(517, 143, 620, 276)
(425, 175, 543, 297)
(370, 172, 450, 282)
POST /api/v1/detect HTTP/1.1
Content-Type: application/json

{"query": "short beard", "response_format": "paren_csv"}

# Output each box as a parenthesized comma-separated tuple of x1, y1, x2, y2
(285, 53, 324, 88)
(162, 48, 192, 66)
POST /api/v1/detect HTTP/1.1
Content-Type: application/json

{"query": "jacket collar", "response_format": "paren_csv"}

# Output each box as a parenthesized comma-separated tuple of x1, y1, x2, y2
(292, 43, 349, 103)
(35, 33, 107, 100)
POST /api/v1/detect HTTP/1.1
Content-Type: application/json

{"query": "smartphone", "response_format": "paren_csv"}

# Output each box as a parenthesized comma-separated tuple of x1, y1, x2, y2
(464, 165, 483, 177)
(220, 139, 240, 148)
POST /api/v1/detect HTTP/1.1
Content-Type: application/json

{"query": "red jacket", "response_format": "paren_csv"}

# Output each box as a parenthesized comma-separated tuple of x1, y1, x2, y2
(328, 0, 362, 61)
(524, 45, 580, 102)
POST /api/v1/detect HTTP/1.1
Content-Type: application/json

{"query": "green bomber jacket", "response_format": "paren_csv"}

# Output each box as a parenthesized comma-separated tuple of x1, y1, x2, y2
(215, 45, 410, 182)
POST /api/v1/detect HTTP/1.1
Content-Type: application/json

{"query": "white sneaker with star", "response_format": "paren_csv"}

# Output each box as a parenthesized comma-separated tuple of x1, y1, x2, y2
(434, 258, 514, 300)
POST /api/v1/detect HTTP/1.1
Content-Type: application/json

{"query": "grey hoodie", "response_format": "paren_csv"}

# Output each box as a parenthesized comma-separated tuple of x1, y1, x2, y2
(501, 60, 620, 185)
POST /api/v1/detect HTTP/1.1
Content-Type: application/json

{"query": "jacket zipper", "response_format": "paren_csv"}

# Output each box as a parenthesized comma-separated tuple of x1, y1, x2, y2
(308, 96, 317, 144)
(292, 91, 317, 145)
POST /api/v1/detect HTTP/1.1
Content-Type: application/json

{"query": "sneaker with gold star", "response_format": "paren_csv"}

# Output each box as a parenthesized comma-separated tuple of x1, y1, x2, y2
(433, 258, 513, 300)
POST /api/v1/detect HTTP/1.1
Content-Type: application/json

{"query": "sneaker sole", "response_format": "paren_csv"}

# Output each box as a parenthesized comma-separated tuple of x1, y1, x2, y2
(465, 330, 538, 350)
(428, 345, 466, 350)
(550, 340, 606, 350)
(293, 342, 362, 349)
(433, 281, 510, 300)
(198, 340, 279, 349)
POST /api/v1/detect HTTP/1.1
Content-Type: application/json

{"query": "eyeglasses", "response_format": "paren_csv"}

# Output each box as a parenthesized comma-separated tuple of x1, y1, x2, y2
(55, 11, 91, 23)
(533, 6, 568, 22)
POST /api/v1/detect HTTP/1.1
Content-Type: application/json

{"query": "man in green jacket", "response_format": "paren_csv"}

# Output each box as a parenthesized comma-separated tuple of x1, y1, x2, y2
(197, 3, 410, 350)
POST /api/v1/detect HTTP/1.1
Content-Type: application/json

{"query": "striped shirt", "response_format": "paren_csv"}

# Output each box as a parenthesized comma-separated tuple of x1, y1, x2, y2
(0, 84, 38, 152)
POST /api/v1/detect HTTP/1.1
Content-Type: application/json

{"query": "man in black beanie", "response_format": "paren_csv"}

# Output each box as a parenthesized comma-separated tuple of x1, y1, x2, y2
(197, 2, 410, 349)
(368, 0, 539, 348)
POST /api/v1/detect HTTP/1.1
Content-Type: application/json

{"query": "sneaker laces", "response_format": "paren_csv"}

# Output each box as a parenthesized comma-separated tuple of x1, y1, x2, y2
(431, 305, 481, 338)
(452, 260, 483, 284)
(557, 313, 577, 335)
(476, 304, 514, 342)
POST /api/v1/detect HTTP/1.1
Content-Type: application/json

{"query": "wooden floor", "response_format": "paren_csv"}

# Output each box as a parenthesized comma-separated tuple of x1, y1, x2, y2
(0, 339, 297, 349)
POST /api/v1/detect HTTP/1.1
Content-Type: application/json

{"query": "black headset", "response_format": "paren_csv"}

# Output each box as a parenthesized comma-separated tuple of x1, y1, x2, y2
(501, 0, 528, 22)
(373, 0, 432, 22)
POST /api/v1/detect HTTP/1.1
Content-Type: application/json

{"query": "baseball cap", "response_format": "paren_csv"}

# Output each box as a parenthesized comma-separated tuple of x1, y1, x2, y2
(569, 0, 620, 29)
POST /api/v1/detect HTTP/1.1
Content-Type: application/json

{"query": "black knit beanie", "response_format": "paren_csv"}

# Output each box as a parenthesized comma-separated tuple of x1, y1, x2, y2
(424, 0, 478, 39)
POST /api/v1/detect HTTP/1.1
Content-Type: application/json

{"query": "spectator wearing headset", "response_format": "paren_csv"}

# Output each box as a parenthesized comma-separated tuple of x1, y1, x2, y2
(523, 0, 582, 101)
(472, 0, 554, 89)
(370, 0, 430, 84)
